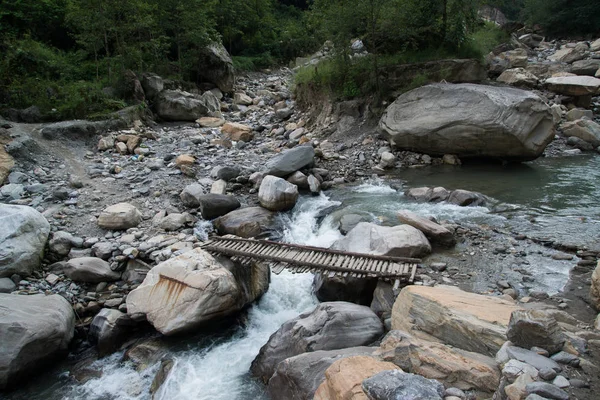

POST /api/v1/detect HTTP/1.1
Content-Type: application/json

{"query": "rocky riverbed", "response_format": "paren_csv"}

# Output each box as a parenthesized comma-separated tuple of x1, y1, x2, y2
(1, 35, 600, 400)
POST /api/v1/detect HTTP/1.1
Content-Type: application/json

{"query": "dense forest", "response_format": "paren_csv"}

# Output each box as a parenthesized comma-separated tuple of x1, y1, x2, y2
(0, 0, 598, 120)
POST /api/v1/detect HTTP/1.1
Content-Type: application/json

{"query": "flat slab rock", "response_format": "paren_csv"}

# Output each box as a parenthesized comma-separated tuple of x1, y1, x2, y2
(546, 76, 600, 97)
(392, 285, 521, 356)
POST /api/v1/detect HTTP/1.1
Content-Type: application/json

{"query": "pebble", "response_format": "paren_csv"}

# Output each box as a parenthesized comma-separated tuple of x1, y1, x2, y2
(444, 388, 465, 399)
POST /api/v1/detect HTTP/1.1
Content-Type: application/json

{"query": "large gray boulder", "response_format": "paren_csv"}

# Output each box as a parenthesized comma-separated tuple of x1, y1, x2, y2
(213, 207, 278, 238)
(258, 175, 299, 211)
(126, 248, 269, 335)
(332, 222, 431, 258)
(251, 302, 384, 383)
(362, 370, 445, 400)
(379, 83, 554, 161)
(263, 146, 315, 177)
(545, 76, 600, 97)
(0, 205, 50, 278)
(196, 42, 235, 93)
(155, 90, 220, 121)
(64, 257, 121, 283)
(0, 294, 75, 389)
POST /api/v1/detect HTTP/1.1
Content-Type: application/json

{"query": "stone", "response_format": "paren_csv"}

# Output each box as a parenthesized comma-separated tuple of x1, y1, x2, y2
(487, 49, 529, 74)
(507, 309, 565, 354)
(233, 92, 252, 105)
(211, 179, 227, 195)
(40, 119, 128, 140)
(545, 76, 600, 97)
(124, 338, 169, 371)
(195, 42, 235, 93)
(314, 356, 401, 400)
(64, 257, 121, 283)
(154, 212, 191, 231)
(562, 119, 600, 147)
(175, 154, 195, 168)
(0, 294, 74, 390)
(505, 372, 535, 400)
(221, 122, 253, 142)
(591, 261, 600, 310)
(376, 330, 501, 393)
(155, 90, 219, 121)
(497, 68, 539, 87)
(258, 175, 299, 211)
(287, 171, 309, 189)
(380, 152, 396, 169)
(195, 194, 240, 219)
(141, 73, 164, 100)
(591, 38, 600, 52)
(307, 175, 320, 194)
(126, 248, 269, 335)
(150, 358, 174, 396)
(0, 146, 15, 185)
(214, 166, 241, 181)
(97, 203, 142, 230)
(332, 222, 431, 258)
(552, 375, 569, 388)
(566, 108, 594, 121)
(550, 351, 579, 366)
(505, 346, 562, 372)
(0, 277, 16, 293)
(362, 370, 445, 400)
(525, 382, 569, 400)
(263, 146, 315, 177)
(448, 189, 487, 206)
(48, 231, 79, 256)
(397, 210, 456, 247)
(0, 204, 50, 278)
(571, 59, 600, 76)
(503, 359, 539, 382)
(213, 207, 277, 238)
(180, 183, 205, 208)
(267, 347, 376, 400)
(98, 136, 115, 151)
(539, 367, 557, 381)
(392, 285, 520, 356)
(548, 44, 588, 64)
(196, 117, 225, 127)
(251, 302, 384, 383)
(339, 213, 370, 235)
(89, 308, 136, 356)
(313, 274, 378, 306)
(379, 83, 555, 161)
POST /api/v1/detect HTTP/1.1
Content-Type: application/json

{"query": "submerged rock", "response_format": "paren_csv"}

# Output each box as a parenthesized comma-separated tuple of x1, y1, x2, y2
(379, 83, 554, 161)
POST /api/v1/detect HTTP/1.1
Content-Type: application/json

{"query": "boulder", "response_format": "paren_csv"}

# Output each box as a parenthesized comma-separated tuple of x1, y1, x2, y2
(0, 277, 16, 293)
(195, 42, 235, 93)
(48, 231, 81, 256)
(126, 248, 268, 335)
(487, 49, 529, 75)
(591, 38, 600, 52)
(313, 274, 378, 306)
(141, 73, 164, 100)
(314, 356, 401, 400)
(562, 119, 600, 147)
(497, 68, 539, 87)
(571, 59, 600, 76)
(507, 309, 566, 354)
(392, 285, 521, 356)
(267, 347, 376, 400)
(221, 122, 253, 142)
(545, 76, 600, 97)
(362, 370, 445, 400)
(195, 194, 240, 219)
(503, 346, 561, 372)
(64, 257, 121, 283)
(339, 213, 371, 234)
(180, 183, 205, 208)
(0, 204, 50, 278)
(566, 108, 593, 121)
(397, 210, 455, 247)
(548, 43, 588, 64)
(0, 294, 75, 389)
(89, 308, 137, 356)
(263, 146, 315, 177)
(0, 145, 14, 185)
(213, 207, 278, 238)
(233, 92, 252, 105)
(97, 203, 142, 230)
(258, 175, 299, 211)
(375, 330, 501, 393)
(525, 382, 569, 400)
(591, 261, 600, 310)
(370, 281, 395, 318)
(447, 189, 488, 206)
(251, 302, 384, 383)
(155, 90, 219, 121)
(40, 119, 127, 140)
(332, 222, 431, 258)
(379, 84, 554, 161)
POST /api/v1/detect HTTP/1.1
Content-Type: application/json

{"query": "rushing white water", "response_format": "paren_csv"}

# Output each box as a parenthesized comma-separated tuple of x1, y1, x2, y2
(153, 194, 342, 400)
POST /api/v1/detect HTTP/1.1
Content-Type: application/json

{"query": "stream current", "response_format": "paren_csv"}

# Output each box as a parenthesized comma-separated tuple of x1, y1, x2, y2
(6, 153, 600, 400)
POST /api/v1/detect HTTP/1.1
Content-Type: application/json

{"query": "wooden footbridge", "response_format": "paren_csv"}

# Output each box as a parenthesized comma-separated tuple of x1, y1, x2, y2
(200, 236, 420, 283)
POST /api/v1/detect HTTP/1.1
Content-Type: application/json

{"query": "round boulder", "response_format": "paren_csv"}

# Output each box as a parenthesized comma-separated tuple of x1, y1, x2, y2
(97, 203, 142, 230)
(258, 175, 299, 211)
